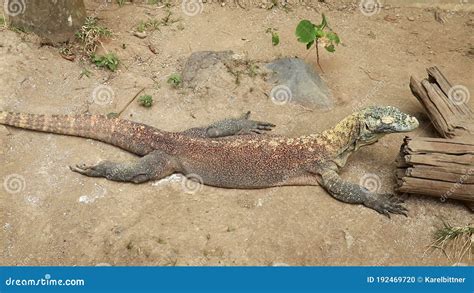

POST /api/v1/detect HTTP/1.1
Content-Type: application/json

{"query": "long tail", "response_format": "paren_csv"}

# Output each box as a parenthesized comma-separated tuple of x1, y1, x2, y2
(0, 111, 176, 156)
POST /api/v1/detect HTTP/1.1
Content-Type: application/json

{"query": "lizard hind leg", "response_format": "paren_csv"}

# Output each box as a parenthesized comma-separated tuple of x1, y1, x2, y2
(319, 169, 408, 218)
(182, 111, 276, 138)
(70, 150, 177, 184)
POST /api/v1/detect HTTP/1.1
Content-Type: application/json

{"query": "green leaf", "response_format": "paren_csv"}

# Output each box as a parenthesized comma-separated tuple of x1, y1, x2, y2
(315, 13, 328, 30)
(325, 44, 336, 53)
(321, 13, 327, 29)
(306, 40, 314, 50)
(314, 28, 325, 38)
(326, 32, 340, 44)
(271, 32, 280, 46)
(295, 20, 316, 43)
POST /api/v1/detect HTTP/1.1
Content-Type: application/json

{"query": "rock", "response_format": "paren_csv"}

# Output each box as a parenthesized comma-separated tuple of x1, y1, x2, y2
(133, 31, 147, 39)
(7, 0, 86, 44)
(266, 58, 333, 110)
(181, 52, 332, 110)
(407, 16, 415, 21)
(182, 50, 236, 90)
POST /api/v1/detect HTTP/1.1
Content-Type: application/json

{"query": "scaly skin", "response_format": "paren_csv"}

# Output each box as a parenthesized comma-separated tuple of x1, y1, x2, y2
(0, 106, 419, 217)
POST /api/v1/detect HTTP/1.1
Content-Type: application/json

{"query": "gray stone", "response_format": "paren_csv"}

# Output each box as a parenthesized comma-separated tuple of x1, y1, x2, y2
(266, 58, 333, 110)
(6, 0, 86, 43)
(182, 50, 235, 89)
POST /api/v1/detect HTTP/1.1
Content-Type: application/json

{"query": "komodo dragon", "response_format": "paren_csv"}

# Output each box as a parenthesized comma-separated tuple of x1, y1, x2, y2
(0, 106, 419, 217)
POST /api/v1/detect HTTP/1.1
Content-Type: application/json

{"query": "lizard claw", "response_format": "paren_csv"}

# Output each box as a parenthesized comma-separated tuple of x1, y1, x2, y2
(239, 111, 276, 134)
(70, 163, 105, 177)
(364, 193, 409, 218)
(242, 120, 276, 135)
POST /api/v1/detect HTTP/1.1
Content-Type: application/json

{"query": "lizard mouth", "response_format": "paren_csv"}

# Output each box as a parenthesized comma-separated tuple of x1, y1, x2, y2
(395, 116, 419, 132)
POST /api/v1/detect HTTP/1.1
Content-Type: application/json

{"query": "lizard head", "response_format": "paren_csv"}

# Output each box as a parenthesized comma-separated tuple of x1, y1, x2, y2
(357, 106, 419, 144)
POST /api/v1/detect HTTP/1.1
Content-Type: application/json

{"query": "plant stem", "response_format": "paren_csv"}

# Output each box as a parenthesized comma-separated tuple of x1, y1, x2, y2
(315, 39, 324, 73)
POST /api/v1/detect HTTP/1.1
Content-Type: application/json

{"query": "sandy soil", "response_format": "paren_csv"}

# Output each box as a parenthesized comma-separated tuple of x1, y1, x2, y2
(1, 1, 473, 266)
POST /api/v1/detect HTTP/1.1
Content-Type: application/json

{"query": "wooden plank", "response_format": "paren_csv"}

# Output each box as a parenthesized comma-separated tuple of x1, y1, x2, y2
(409, 77, 451, 137)
(398, 177, 474, 202)
(427, 66, 472, 117)
(405, 167, 474, 184)
(406, 138, 474, 154)
(405, 153, 474, 166)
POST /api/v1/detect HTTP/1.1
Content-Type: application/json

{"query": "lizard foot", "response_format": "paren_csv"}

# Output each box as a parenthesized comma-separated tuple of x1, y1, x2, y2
(364, 193, 408, 218)
(70, 163, 109, 177)
(206, 111, 276, 137)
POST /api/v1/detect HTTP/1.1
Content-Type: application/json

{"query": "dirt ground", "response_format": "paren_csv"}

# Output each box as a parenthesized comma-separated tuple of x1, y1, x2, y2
(1, 0, 473, 266)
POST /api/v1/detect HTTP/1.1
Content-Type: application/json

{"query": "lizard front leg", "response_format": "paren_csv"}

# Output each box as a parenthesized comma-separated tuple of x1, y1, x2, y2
(319, 169, 408, 218)
(182, 111, 275, 138)
(70, 150, 178, 183)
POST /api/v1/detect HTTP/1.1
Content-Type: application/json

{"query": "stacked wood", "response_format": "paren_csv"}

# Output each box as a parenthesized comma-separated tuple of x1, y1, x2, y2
(396, 137, 474, 203)
(398, 66, 474, 210)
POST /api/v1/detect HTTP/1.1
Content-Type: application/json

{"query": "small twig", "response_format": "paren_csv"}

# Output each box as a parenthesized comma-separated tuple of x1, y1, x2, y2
(118, 88, 145, 118)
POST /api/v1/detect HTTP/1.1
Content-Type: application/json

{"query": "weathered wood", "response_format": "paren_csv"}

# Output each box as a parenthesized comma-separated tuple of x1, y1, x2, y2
(401, 66, 474, 211)
(409, 66, 473, 138)
(397, 137, 474, 203)
(398, 177, 474, 201)
(426, 66, 472, 116)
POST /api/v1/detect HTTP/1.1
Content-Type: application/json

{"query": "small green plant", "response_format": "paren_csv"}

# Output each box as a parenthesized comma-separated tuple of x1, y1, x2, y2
(428, 222, 473, 261)
(138, 95, 154, 107)
(295, 14, 340, 71)
(116, 0, 126, 6)
(136, 21, 147, 33)
(0, 16, 5, 27)
(76, 17, 112, 57)
(79, 68, 92, 79)
(92, 53, 120, 72)
(107, 112, 119, 118)
(266, 28, 279, 46)
(167, 73, 182, 88)
(136, 18, 161, 32)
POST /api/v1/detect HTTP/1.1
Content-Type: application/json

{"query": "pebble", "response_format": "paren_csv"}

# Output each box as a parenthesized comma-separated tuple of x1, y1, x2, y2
(133, 31, 147, 39)
(407, 16, 415, 21)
